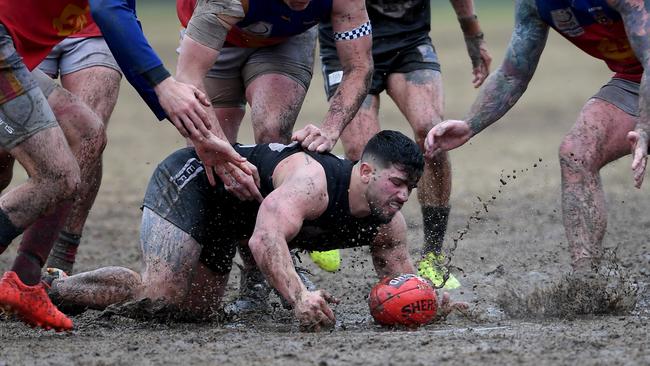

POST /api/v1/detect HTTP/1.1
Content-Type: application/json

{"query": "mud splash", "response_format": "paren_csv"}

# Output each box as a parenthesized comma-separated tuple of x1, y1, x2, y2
(498, 263, 638, 318)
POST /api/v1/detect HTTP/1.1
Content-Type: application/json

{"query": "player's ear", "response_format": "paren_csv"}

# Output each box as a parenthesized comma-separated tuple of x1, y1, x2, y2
(359, 161, 374, 184)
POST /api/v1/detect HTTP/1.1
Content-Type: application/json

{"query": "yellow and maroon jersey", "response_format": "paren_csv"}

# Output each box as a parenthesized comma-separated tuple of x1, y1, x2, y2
(0, 0, 97, 69)
(536, 0, 642, 82)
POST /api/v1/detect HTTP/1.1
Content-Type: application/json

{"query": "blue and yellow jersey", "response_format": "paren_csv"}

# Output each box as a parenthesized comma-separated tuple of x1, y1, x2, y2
(535, 0, 642, 82)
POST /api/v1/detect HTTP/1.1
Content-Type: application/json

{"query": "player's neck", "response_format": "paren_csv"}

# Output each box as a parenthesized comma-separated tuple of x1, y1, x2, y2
(348, 164, 371, 217)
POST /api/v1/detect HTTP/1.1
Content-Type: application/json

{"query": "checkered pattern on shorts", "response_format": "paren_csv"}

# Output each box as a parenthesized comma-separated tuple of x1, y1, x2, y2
(334, 21, 372, 41)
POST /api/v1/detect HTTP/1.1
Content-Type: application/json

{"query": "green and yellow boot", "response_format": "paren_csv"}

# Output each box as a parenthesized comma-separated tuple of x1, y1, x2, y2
(417, 252, 461, 290)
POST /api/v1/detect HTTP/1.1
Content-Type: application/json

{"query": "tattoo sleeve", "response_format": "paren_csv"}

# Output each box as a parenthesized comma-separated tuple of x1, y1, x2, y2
(465, 0, 549, 135)
(608, 0, 650, 136)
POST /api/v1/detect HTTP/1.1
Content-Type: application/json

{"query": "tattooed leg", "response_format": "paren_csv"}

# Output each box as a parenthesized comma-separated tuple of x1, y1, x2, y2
(247, 73, 307, 144)
(559, 98, 636, 269)
(51, 208, 203, 309)
(388, 70, 450, 254)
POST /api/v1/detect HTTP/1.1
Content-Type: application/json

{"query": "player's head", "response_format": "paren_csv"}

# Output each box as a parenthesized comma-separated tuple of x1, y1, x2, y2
(359, 131, 424, 223)
(283, 0, 311, 11)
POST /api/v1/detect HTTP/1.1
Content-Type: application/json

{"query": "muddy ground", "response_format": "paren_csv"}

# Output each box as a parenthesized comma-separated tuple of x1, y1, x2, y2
(1, 3, 649, 365)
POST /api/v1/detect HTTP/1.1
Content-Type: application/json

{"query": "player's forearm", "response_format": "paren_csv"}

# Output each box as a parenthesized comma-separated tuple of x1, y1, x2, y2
(465, 0, 548, 135)
(248, 234, 306, 306)
(464, 68, 531, 135)
(450, 0, 481, 36)
(320, 63, 372, 138)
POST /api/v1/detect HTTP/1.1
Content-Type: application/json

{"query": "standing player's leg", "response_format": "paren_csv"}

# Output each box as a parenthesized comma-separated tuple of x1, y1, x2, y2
(559, 92, 638, 271)
(14, 70, 106, 279)
(384, 43, 457, 289)
(0, 25, 79, 330)
(38, 37, 122, 273)
(244, 29, 316, 144)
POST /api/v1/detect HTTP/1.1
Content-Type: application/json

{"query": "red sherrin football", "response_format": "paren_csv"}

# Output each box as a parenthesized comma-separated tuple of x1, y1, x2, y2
(368, 274, 437, 327)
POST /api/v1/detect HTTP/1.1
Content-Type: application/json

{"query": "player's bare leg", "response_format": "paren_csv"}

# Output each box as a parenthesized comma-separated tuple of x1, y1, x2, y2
(214, 107, 245, 143)
(50, 208, 226, 316)
(339, 95, 381, 161)
(247, 73, 307, 144)
(46, 66, 120, 273)
(386, 69, 457, 288)
(559, 98, 637, 271)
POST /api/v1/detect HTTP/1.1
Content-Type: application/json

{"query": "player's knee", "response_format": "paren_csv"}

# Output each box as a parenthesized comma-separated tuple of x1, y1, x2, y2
(559, 135, 598, 173)
(75, 106, 107, 159)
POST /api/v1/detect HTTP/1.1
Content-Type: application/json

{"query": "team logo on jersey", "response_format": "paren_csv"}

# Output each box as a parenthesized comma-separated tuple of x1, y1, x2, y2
(588, 7, 613, 25)
(550, 8, 584, 37)
(242, 21, 273, 37)
(53, 4, 91, 37)
(597, 38, 635, 61)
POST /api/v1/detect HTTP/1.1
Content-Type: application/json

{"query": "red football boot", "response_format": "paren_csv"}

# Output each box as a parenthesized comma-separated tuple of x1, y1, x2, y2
(0, 271, 73, 331)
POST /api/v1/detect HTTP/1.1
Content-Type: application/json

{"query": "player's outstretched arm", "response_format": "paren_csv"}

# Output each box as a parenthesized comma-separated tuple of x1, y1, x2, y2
(292, 0, 372, 153)
(449, 0, 492, 87)
(424, 0, 549, 157)
(369, 213, 416, 278)
(247, 154, 337, 331)
(608, 0, 650, 188)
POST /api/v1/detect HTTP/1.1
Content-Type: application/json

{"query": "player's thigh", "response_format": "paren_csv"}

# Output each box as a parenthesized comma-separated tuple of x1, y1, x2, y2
(243, 30, 315, 137)
(564, 98, 637, 168)
(339, 94, 380, 161)
(0, 30, 77, 187)
(56, 37, 122, 124)
(139, 207, 202, 295)
(34, 69, 105, 151)
(386, 69, 443, 143)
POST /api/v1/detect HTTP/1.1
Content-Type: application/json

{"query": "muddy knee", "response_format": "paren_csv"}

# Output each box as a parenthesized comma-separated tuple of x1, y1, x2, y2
(49, 88, 108, 162)
(559, 135, 601, 176)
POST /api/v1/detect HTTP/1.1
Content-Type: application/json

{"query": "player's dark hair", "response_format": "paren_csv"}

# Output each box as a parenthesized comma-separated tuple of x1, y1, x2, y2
(360, 130, 424, 181)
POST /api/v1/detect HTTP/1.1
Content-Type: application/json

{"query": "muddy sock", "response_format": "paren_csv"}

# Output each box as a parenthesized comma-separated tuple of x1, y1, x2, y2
(421, 206, 450, 256)
(46, 231, 81, 274)
(12, 203, 72, 284)
(11, 250, 44, 286)
(0, 208, 23, 254)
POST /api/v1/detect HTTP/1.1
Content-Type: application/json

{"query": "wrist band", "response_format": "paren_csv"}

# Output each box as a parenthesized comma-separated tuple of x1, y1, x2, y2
(334, 21, 372, 41)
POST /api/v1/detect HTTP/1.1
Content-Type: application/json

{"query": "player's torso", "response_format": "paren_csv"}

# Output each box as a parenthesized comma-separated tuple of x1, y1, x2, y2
(235, 142, 381, 250)
(0, 0, 95, 69)
(535, 0, 642, 81)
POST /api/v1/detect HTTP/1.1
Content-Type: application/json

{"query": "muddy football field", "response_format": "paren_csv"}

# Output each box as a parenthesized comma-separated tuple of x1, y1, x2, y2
(1, 3, 649, 365)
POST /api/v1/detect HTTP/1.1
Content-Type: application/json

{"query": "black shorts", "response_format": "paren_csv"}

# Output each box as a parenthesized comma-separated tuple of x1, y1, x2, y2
(142, 148, 258, 274)
(320, 34, 440, 99)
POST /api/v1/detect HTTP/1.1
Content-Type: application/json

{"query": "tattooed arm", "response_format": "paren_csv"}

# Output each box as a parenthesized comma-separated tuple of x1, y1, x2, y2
(424, 0, 549, 157)
(449, 0, 492, 87)
(607, 0, 650, 188)
(292, 0, 372, 153)
(247, 153, 338, 331)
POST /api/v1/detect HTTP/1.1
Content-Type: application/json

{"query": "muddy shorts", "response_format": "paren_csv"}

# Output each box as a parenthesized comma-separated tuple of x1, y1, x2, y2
(37, 36, 121, 79)
(0, 24, 58, 150)
(180, 27, 316, 108)
(321, 34, 440, 99)
(592, 78, 639, 117)
(142, 147, 259, 274)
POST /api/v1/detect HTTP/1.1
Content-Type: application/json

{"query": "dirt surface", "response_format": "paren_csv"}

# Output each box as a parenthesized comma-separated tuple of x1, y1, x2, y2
(1, 3, 649, 365)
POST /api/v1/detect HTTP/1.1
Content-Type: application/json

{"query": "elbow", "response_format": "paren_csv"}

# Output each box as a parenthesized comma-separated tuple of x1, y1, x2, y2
(247, 233, 270, 266)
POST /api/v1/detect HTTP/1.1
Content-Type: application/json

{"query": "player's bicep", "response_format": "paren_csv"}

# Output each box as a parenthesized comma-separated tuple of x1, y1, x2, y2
(331, 0, 372, 68)
(501, 0, 550, 81)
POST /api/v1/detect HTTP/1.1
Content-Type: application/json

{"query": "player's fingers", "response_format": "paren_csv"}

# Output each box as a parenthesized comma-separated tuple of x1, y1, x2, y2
(193, 86, 211, 107)
(188, 108, 211, 138)
(180, 114, 203, 141)
(633, 155, 647, 189)
(169, 116, 190, 138)
(307, 137, 325, 152)
(205, 165, 217, 187)
(320, 290, 340, 305)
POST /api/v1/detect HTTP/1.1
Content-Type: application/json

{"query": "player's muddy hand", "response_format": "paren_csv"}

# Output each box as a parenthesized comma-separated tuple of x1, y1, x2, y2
(424, 120, 473, 159)
(155, 76, 212, 140)
(194, 136, 263, 201)
(464, 32, 491, 88)
(295, 289, 339, 332)
(627, 129, 648, 188)
(437, 292, 469, 319)
(292, 124, 338, 153)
